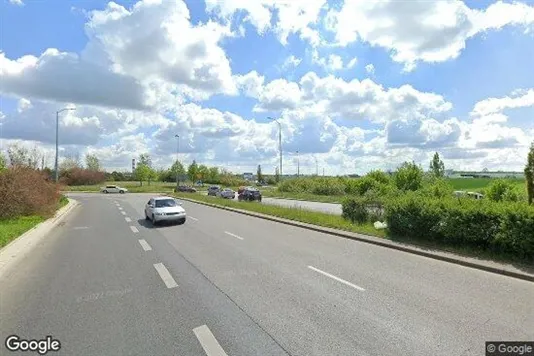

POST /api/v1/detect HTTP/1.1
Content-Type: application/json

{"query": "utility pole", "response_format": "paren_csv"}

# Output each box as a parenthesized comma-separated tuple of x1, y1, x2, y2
(268, 117, 283, 180)
(179, 135, 180, 192)
(55, 107, 76, 182)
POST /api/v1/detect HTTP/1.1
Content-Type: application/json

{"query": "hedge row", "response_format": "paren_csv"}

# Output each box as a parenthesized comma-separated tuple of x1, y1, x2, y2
(342, 193, 534, 261)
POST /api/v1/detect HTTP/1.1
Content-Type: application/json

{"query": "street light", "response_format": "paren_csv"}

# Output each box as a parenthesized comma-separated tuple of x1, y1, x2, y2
(296, 150, 300, 177)
(54, 107, 76, 182)
(268, 117, 282, 179)
(175, 134, 180, 189)
(314, 156, 318, 176)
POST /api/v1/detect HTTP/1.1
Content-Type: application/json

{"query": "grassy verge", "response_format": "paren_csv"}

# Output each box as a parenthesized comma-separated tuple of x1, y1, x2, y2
(261, 190, 344, 203)
(174, 192, 384, 237)
(0, 195, 70, 249)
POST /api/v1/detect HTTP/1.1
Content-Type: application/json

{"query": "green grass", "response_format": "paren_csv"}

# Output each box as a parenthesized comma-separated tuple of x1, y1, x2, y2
(261, 190, 344, 203)
(64, 181, 177, 192)
(0, 215, 45, 248)
(174, 192, 385, 237)
(447, 178, 524, 191)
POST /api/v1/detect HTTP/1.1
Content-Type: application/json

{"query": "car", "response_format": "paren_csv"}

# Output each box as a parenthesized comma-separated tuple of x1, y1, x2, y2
(238, 187, 262, 202)
(175, 185, 197, 193)
(207, 185, 221, 196)
(101, 185, 128, 194)
(145, 196, 186, 226)
(217, 188, 235, 199)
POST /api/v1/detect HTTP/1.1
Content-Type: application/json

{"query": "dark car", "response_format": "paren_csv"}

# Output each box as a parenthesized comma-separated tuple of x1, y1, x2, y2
(238, 187, 262, 202)
(175, 185, 197, 193)
(207, 185, 221, 196)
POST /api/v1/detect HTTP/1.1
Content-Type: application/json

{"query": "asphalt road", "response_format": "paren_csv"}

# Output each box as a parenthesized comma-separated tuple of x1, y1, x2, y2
(1, 193, 533, 356)
(204, 191, 343, 215)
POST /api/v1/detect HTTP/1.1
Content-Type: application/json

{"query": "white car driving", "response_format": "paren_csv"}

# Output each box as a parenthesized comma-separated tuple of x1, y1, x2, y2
(101, 185, 128, 194)
(145, 196, 186, 225)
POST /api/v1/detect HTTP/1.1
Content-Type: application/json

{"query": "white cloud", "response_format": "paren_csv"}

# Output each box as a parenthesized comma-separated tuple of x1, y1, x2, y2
(311, 50, 344, 71)
(347, 57, 358, 69)
(325, 0, 534, 71)
(365, 64, 375, 75)
(470, 89, 534, 117)
(8, 0, 24, 6)
(235, 71, 265, 98)
(254, 78, 302, 112)
(283, 55, 302, 69)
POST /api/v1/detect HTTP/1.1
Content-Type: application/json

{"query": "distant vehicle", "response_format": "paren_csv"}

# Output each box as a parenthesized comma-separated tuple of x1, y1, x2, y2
(101, 185, 128, 194)
(453, 190, 484, 200)
(217, 188, 235, 199)
(238, 187, 262, 202)
(207, 185, 221, 196)
(175, 185, 197, 193)
(145, 196, 186, 225)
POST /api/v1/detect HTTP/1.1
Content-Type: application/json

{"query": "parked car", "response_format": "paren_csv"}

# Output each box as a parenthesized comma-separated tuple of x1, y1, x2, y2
(175, 185, 197, 193)
(238, 187, 262, 202)
(101, 185, 128, 194)
(145, 196, 186, 225)
(217, 188, 235, 199)
(207, 185, 221, 196)
(453, 190, 484, 200)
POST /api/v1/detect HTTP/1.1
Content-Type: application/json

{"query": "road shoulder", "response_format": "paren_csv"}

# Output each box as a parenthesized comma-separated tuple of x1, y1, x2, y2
(0, 198, 79, 279)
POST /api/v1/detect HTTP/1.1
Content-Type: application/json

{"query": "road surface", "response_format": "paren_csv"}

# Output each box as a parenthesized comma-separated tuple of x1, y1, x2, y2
(1, 193, 532, 356)
(204, 191, 343, 215)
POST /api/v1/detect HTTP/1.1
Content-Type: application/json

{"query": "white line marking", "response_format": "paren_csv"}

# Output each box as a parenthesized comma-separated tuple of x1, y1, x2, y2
(138, 239, 152, 251)
(193, 325, 228, 356)
(153, 263, 178, 289)
(121, 211, 127, 215)
(308, 265, 365, 291)
(224, 231, 243, 240)
(189, 216, 198, 221)
(125, 217, 132, 223)
(130, 226, 139, 233)
(118, 207, 123, 211)
(73, 226, 89, 230)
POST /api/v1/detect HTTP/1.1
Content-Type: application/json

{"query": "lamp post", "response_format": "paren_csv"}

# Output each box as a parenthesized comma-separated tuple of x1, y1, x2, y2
(54, 107, 76, 182)
(174, 134, 180, 189)
(296, 150, 300, 177)
(314, 156, 318, 176)
(268, 117, 282, 179)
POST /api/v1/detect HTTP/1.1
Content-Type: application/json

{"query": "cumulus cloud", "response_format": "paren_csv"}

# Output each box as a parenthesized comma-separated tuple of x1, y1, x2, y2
(283, 55, 302, 69)
(8, 0, 24, 6)
(325, 0, 534, 71)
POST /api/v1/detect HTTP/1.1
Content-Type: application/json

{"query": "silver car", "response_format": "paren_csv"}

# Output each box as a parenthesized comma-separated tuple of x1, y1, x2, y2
(145, 196, 186, 225)
(217, 188, 235, 199)
(101, 185, 128, 194)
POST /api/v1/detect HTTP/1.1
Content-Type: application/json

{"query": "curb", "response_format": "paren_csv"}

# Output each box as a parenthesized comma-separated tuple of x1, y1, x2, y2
(0, 198, 80, 279)
(176, 196, 534, 283)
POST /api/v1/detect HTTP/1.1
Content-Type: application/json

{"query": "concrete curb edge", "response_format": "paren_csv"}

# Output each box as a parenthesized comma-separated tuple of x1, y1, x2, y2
(177, 196, 534, 283)
(0, 198, 80, 278)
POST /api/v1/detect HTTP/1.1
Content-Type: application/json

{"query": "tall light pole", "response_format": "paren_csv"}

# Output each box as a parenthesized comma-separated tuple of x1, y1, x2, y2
(296, 150, 300, 177)
(175, 134, 180, 189)
(55, 107, 76, 182)
(268, 117, 282, 179)
(314, 156, 318, 176)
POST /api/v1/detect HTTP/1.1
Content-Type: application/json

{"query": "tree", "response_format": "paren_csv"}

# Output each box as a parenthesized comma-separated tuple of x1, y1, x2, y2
(7, 144, 40, 169)
(429, 152, 445, 178)
(134, 164, 150, 186)
(275, 166, 280, 183)
(394, 161, 424, 191)
(85, 154, 101, 171)
(525, 142, 534, 205)
(0, 152, 6, 172)
(257, 164, 263, 183)
(207, 167, 220, 183)
(197, 164, 209, 182)
(187, 160, 199, 182)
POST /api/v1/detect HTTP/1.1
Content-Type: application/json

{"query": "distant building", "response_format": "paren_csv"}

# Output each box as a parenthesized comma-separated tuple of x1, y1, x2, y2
(243, 172, 254, 181)
(445, 170, 523, 179)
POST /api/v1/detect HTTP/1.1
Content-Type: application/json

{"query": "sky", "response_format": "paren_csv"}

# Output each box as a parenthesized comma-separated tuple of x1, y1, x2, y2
(0, 0, 533, 175)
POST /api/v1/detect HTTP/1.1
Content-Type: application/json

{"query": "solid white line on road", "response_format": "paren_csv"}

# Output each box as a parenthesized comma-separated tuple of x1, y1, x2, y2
(121, 211, 127, 215)
(73, 226, 89, 230)
(153, 263, 178, 289)
(193, 325, 228, 356)
(308, 265, 365, 291)
(130, 226, 139, 233)
(125, 217, 132, 223)
(224, 231, 243, 240)
(113, 201, 118, 204)
(138, 239, 152, 251)
(118, 207, 123, 210)
(188, 216, 198, 221)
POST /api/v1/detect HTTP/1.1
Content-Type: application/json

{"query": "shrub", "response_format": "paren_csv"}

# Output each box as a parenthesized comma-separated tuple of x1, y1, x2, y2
(342, 197, 369, 223)
(60, 168, 106, 186)
(366, 170, 391, 185)
(0, 167, 61, 219)
(394, 161, 424, 191)
(278, 177, 345, 195)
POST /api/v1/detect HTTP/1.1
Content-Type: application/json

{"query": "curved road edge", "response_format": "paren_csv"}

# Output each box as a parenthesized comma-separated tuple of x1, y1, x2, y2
(0, 198, 80, 279)
(177, 196, 534, 283)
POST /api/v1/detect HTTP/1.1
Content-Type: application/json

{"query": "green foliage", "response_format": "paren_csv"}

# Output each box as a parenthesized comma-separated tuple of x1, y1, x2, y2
(429, 152, 445, 178)
(85, 154, 101, 171)
(366, 170, 391, 184)
(342, 197, 369, 224)
(394, 161, 424, 191)
(420, 178, 454, 198)
(0, 153, 6, 172)
(275, 166, 280, 183)
(278, 177, 346, 195)
(134, 164, 151, 186)
(207, 167, 220, 183)
(187, 160, 199, 182)
(257, 165, 263, 183)
(486, 179, 521, 202)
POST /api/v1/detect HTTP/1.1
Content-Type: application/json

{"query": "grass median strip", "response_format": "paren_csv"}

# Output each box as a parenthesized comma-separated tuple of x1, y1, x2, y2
(173, 192, 385, 238)
(0, 216, 45, 248)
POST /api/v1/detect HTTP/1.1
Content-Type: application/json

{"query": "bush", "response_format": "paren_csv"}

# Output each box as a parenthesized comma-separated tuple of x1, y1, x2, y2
(0, 167, 61, 219)
(60, 168, 106, 186)
(342, 197, 369, 223)
(384, 193, 534, 261)
(394, 161, 424, 191)
(278, 177, 345, 195)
